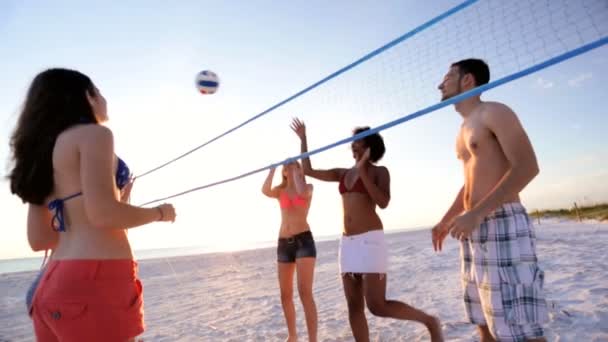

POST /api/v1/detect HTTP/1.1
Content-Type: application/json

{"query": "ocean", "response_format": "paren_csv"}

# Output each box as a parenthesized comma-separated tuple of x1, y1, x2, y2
(0, 227, 425, 275)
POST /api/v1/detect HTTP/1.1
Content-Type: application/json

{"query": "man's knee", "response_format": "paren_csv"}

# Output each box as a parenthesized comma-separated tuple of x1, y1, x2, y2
(493, 321, 546, 342)
(477, 325, 496, 342)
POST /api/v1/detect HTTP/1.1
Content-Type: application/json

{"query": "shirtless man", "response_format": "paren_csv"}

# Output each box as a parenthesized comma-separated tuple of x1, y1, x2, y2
(432, 59, 548, 342)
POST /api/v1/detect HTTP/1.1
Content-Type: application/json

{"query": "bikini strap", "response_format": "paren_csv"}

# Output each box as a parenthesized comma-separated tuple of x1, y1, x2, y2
(48, 192, 82, 232)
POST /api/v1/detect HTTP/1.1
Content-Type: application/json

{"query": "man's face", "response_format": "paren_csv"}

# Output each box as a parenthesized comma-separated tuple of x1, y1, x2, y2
(438, 66, 463, 101)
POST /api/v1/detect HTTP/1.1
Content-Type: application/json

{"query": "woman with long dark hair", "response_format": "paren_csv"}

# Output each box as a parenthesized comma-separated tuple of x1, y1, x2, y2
(8, 68, 176, 341)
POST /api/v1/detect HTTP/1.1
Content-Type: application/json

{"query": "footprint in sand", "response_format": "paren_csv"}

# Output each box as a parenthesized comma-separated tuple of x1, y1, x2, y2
(591, 310, 608, 333)
(547, 300, 580, 325)
(589, 287, 608, 296)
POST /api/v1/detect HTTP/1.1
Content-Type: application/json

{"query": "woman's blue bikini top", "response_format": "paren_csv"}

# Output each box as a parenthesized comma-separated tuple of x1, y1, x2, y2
(48, 156, 131, 232)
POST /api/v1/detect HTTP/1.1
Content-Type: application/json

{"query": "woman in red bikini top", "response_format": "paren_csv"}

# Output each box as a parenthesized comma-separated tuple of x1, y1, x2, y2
(261, 161, 318, 342)
(291, 117, 443, 342)
(292, 119, 389, 237)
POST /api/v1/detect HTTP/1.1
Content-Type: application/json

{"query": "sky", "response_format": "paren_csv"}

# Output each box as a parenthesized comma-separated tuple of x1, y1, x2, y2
(1, 0, 607, 260)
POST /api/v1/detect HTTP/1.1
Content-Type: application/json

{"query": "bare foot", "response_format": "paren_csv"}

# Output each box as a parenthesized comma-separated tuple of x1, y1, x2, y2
(285, 335, 297, 342)
(427, 316, 444, 342)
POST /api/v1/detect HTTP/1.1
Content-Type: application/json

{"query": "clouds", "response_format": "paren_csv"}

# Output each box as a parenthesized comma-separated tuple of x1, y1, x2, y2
(534, 77, 554, 89)
(532, 72, 594, 90)
(568, 72, 593, 87)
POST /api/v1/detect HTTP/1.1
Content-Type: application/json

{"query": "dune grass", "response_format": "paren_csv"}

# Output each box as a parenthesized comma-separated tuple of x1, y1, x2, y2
(530, 203, 608, 222)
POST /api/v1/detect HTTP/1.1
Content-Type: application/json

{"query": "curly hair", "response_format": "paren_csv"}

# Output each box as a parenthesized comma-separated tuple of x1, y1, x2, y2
(8, 68, 98, 204)
(353, 127, 385, 163)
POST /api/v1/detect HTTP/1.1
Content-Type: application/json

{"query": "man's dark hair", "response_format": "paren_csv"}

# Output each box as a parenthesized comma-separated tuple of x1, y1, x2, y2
(452, 59, 490, 86)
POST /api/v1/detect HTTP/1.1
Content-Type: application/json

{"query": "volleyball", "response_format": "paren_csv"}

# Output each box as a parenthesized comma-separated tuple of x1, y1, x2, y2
(195, 70, 220, 94)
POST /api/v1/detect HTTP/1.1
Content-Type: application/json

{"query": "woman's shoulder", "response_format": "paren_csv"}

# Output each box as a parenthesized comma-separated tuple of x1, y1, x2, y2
(67, 124, 113, 144)
(78, 123, 112, 135)
(371, 164, 389, 175)
(373, 164, 388, 170)
(55, 125, 115, 159)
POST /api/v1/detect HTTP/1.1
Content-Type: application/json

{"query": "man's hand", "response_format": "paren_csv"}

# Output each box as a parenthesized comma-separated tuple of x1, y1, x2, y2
(449, 211, 482, 241)
(432, 221, 450, 252)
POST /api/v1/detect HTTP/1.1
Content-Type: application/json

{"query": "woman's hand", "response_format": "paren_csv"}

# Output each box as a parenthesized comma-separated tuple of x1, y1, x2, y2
(120, 178, 134, 203)
(356, 148, 371, 170)
(290, 118, 306, 140)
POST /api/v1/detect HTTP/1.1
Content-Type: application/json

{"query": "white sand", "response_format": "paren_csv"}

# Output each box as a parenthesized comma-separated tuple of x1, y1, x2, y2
(1, 220, 607, 341)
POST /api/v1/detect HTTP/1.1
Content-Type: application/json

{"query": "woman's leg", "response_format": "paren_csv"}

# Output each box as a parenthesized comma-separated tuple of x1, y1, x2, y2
(342, 273, 369, 342)
(362, 274, 443, 342)
(278, 262, 298, 341)
(296, 257, 317, 342)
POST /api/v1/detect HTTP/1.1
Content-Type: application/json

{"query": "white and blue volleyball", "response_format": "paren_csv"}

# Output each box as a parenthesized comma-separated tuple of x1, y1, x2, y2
(195, 70, 220, 94)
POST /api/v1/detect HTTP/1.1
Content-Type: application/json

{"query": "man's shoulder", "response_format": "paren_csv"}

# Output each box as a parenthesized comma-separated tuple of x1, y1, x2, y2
(479, 101, 518, 122)
(481, 101, 514, 114)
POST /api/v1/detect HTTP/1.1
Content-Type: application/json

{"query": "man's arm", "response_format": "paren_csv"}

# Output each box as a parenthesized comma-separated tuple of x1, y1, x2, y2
(432, 186, 464, 251)
(440, 186, 465, 226)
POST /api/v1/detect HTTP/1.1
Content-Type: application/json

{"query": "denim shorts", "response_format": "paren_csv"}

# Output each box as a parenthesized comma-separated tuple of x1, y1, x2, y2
(277, 230, 317, 263)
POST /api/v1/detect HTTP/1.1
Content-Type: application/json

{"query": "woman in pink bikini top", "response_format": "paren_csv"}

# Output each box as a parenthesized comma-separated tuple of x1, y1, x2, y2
(261, 161, 318, 342)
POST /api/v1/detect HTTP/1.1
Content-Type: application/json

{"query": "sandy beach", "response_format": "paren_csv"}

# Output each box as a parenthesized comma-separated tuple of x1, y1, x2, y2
(1, 220, 606, 341)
